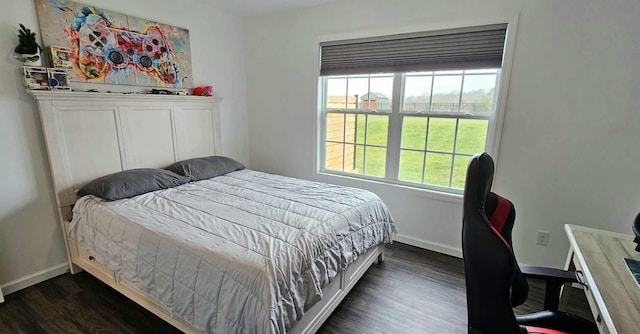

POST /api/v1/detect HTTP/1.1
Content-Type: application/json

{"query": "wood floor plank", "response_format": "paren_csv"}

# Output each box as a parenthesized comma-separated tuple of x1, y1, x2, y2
(0, 242, 591, 333)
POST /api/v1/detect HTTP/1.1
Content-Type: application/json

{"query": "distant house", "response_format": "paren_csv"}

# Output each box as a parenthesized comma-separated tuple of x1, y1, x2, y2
(360, 92, 390, 109)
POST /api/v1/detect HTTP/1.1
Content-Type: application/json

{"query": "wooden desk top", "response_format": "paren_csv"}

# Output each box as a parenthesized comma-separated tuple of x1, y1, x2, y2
(565, 224, 640, 334)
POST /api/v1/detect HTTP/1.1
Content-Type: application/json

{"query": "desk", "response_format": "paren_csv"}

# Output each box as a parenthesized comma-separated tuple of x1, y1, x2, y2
(564, 224, 640, 334)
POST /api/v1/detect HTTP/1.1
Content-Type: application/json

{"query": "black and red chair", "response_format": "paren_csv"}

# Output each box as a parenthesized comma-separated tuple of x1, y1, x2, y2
(462, 153, 598, 334)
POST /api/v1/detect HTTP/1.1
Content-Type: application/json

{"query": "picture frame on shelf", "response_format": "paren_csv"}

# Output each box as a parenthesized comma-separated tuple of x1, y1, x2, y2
(48, 45, 72, 69)
(23, 66, 50, 90)
(47, 68, 70, 90)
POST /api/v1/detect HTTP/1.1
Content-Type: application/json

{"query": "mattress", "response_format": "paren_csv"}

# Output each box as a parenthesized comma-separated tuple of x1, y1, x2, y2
(70, 169, 395, 334)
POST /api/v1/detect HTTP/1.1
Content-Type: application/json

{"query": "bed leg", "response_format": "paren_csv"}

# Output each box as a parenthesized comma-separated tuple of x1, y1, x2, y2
(377, 244, 386, 263)
(70, 263, 83, 275)
(377, 252, 385, 263)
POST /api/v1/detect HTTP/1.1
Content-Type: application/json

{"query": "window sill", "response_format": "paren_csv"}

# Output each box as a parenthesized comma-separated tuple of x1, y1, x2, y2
(314, 170, 463, 204)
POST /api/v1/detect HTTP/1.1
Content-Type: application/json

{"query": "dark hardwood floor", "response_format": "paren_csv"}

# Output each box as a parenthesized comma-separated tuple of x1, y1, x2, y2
(0, 243, 592, 333)
(318, 243, 593, 334)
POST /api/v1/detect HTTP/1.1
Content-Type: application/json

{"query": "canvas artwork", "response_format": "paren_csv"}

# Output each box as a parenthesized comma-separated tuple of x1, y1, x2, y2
(34, 0, 193, 88)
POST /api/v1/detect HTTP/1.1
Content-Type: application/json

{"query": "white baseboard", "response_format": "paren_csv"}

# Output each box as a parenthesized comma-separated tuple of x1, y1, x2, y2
(393, 234, 462, 258)
(0, 263, 69, 295)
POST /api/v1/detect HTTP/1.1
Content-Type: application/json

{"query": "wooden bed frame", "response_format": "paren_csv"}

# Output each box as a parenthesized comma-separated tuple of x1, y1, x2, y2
(30, 90, 384, 334)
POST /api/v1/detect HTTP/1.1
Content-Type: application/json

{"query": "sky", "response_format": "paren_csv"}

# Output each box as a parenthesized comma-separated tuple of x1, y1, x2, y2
(327, 69, 499, 100)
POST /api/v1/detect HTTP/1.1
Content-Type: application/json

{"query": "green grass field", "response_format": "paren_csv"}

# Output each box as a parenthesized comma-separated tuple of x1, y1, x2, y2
(344, 116, 488, 188)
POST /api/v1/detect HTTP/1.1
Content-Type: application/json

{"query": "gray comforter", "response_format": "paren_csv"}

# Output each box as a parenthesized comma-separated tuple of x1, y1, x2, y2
(70, 170, 395, 333)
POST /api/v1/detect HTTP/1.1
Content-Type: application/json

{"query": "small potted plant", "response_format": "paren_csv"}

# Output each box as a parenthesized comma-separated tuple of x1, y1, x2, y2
(14, 24, 42, 66)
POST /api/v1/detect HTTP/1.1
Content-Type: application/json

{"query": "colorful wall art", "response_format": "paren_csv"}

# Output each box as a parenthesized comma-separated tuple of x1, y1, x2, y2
(35, 0, 193, 88)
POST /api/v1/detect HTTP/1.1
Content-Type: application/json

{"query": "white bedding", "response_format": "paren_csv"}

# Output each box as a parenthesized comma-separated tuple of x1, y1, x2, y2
(70, 169, 395, 334)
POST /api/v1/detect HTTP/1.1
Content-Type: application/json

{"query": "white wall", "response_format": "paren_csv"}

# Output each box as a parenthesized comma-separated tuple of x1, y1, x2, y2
(0, 0, 249, 292)
(245, 0, 640, 268)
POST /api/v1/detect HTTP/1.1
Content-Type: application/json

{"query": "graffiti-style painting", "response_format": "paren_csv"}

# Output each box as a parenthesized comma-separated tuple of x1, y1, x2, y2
(35, 0, 193, 88)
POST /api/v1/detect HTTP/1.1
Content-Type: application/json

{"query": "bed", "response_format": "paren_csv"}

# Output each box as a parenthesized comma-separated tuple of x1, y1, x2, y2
(31, 91, 395, 334)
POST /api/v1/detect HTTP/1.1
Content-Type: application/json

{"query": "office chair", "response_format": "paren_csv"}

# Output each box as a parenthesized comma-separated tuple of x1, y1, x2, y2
(462, 153, 598, 334)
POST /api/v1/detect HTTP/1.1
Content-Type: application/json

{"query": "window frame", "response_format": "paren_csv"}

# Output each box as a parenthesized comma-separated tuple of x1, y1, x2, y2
(313, 17, 519, 198)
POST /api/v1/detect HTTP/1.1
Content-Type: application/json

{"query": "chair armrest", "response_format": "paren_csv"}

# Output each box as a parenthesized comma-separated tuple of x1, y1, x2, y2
(520, 266, 578, 311)
(521, 266, 578, 283)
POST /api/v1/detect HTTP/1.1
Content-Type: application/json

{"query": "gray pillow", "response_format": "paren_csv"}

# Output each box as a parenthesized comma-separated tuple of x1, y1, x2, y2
(166, 156, 245, 181)
(77, 168, 191, 201)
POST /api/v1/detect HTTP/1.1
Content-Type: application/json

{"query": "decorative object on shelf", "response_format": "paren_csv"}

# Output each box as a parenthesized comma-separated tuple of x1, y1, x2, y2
(150, 89, 190, 95)
(14, 24, 42, 66)
(48, 45, 72, 69)
(192, 86, 213, 96)
(47, 68, 71, 90)
(23, 66, 50, 90)
(35, 0, 193, 88)
(150, 89, 173, 95)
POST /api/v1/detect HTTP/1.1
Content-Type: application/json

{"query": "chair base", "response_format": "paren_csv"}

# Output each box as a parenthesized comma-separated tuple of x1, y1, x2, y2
(470, 325, 569, 334)
(524, 326, 569, 334)
(516, 310, 598, 334)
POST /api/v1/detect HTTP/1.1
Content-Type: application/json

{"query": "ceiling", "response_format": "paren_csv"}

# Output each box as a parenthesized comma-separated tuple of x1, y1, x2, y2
(206, 0, 342, 16)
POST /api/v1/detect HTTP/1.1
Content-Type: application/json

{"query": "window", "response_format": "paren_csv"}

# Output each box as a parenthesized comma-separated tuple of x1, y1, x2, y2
(318, 24, 509, 194)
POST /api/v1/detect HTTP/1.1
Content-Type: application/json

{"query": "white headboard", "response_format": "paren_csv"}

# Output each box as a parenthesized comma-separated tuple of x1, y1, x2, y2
(30, 90, 223, 216)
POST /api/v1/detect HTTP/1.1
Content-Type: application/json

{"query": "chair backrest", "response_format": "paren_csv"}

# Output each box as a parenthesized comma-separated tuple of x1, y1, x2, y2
(462, 153, 528, 334)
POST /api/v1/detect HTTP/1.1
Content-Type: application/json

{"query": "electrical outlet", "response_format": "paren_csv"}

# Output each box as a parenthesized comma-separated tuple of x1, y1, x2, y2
(536, 230, 550, 246)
